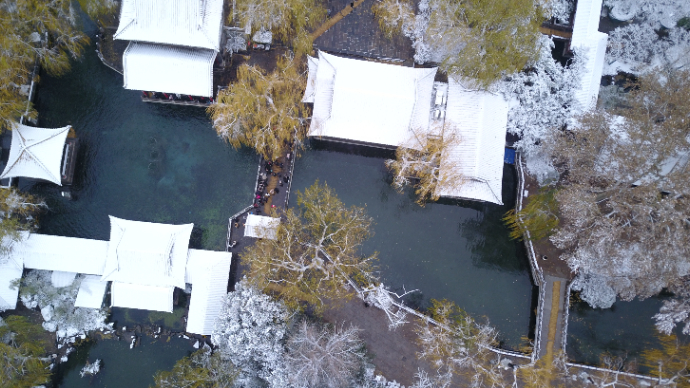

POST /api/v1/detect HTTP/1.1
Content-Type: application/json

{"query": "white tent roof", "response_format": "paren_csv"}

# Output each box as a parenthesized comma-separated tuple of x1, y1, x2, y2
(50, 271, 77, 288)
(21, 234, 108, 275)
(114, 0, 224, 51)
(111, 282, 174, 312)
(185, 250, 231, 335)
(0, 123, 70, 185)
(0, 255, 23, 311)
(123, 42, 217, 97)
(570, 0, 607, 110)
(244, 214, 280, 240)
(102, 216, 193, 289)
(75, 275, 109, 309)
(436, 79, 508, 205)
(308, 51, 437, 147)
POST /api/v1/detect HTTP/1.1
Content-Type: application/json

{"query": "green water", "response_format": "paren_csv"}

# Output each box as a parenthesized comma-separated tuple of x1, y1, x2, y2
(290, 145, 535, 349)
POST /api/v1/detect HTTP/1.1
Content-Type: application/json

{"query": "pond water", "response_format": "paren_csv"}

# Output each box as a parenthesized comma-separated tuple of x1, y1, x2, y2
(568, 295, 690, 373)
(290, 143, 535, 349)
(53, 336, 194, 388)
(27, 34, 256, 251)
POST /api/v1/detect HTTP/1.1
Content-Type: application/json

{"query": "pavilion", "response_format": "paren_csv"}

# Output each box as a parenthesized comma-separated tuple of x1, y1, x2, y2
(304, 51, 508, 204)
(114, 0, 224, 97)
(0, 123, 71, 185)
(0, 217, 232, 335)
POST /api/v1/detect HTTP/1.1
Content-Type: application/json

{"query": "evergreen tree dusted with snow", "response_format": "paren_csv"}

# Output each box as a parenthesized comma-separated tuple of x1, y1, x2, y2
(545, 69, 690, 309)
(0, 316, 51, 388)
(212, 280, 290, 387)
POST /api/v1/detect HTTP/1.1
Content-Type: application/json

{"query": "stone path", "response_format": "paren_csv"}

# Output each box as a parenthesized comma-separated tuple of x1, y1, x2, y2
(538, 275, 569, 359)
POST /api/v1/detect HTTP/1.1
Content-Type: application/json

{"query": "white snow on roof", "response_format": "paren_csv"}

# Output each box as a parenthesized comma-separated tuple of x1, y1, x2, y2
(111, 282, 175, 312)
(114, 0, 224, 51)
(437, 79, 508, 205)
(123, 42, 217, 97)
(0, 254, 22, 311)
(302, 55, 319, 103)
(102, 216, 193, 289)
(75, 275, 109, 309)
(308, 51, 437, 147)
(51, 271, 77, 288)
(573, 33, 608, 110)
(185, 250, 231, 335)
(21, 234, 108, 275)
(244, 214, 280, 240)
(570, 0, 607, 110)
(0, 123, 70, 185)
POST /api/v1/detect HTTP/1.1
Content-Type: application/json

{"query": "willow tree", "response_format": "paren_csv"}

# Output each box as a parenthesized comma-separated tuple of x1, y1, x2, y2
(241, 181, 377, 312)
(372, 0, 545, 86)
(385, 125, 462, 206)
(641, 334, 690, 386)
(0, 316, 51, 388)
(152, 348, 238, 388)
(415, 299, 504, 387)
(208, 55, 308, 161)
(0, 0, 89, 130)
(231, 0, 326, 56)
(546, 69, 690, 309)
(503, 188, 559, 242)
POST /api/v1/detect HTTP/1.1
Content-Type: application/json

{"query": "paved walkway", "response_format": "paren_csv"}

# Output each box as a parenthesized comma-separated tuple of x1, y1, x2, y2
(538, 275, 569, 359)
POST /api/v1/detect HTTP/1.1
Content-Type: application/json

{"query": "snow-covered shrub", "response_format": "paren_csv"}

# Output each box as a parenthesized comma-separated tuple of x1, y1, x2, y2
(79, 359, 101, 377)
(604, 2, 690, 76)
(19, 270, 109, 341)
(211, 280, 289, 387)
(571, 272, 617, 309)
(604, 0, 690, 27)
(545, 0, 573, 23)
(494, 35, 582, 183)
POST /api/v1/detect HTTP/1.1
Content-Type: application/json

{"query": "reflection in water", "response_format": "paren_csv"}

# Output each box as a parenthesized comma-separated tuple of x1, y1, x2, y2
(568, 295, 690, 372)
(53, 336, 194, 388)
(291, 146, 535, 349)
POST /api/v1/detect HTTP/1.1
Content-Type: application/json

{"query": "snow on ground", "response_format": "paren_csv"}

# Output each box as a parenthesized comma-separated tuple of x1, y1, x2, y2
(19, 270, 110, 343)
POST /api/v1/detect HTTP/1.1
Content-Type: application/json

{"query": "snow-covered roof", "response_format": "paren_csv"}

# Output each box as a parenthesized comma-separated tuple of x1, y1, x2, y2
(436, 79, 508, 205)
(114, 0, 224, 51)
(75, 275, 109, 309)
(244, 214, 280, 240)
(571, 0, 603, 49)
(308, 51, 437, 147)
(123, 42, 217, 97)
(302, 55, 319, 103)
(102, 216, 193, 289)
(21, 234, 108, 275)
(0, 254, 23, 310)
(185, 249, 231, 335)
(570, 0, 607, 110)
(111, 282, 175, 312)
(573, 33, 608, 110)
(51, 271, 77, 288)
(0, 123, 70, 185)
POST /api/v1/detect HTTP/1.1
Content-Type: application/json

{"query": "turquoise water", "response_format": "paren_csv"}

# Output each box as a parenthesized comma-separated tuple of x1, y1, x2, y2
(290, 144, 535, 349)
(27, 37, 256, 250)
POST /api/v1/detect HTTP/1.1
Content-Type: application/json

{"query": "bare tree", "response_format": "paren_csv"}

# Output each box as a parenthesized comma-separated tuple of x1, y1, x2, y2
(286, 320, 365, 388)
(654, 277, 690, 335)
(545, 69, 690, 308)
(242, 181, 377, 312)
(385, 125, 463, 206)
(208, 55, 309, 161)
